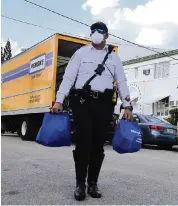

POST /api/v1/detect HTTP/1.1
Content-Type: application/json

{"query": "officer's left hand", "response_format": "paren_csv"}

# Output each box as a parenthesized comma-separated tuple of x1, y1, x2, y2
(124, 108, 133, 121)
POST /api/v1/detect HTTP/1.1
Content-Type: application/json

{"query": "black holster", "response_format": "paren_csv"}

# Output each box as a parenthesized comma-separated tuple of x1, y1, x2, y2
(69, 86, 91, 101)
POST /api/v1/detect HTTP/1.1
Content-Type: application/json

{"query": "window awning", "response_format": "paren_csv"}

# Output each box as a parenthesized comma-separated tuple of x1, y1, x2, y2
(131, 93, 139, 102)
(129, 86, 139, 102)
(116, 91, 139, 104)
(138, 94, 169, 105)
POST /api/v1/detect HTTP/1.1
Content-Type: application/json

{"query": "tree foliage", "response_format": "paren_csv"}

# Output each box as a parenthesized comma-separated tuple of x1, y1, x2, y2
(1, 46, 5, 63)
(1, 39, 12, 63)
(165, 108, 178, 126)
(4, 39, 12, 61)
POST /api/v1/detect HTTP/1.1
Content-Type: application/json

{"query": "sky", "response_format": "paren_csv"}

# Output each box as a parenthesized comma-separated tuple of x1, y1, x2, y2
(1, 0, 178, 61)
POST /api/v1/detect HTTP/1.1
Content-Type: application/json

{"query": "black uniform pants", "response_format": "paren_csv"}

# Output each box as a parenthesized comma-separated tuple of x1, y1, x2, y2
(71, 94, 114, 185)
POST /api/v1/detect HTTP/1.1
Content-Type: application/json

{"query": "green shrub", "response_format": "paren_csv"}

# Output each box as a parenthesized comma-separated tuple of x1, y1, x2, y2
(164, 108, 178, 125)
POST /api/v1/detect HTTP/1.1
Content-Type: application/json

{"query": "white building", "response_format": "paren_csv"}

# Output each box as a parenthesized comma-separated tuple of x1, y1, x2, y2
(115, 49, 178, 117)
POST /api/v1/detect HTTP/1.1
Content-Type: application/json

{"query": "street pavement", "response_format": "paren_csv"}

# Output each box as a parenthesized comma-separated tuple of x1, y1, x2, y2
(1, 134, 178, 205)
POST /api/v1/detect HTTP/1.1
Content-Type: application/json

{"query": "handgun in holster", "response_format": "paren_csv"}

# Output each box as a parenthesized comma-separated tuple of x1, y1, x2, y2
(112, 81, 118, 106)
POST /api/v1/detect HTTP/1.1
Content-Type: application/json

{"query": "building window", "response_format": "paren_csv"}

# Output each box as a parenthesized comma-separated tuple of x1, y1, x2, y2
(169, 100, 178, 107)
(134, 67, 138, 78)
(165, 110, 169, 116)
(154, 61, 170, 79)
(157, 111, 161, 116)
(143, 69, 150, 75)
(153, 97, 170, 116)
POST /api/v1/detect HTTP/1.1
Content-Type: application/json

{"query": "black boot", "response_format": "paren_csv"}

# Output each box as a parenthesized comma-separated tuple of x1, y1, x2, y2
(88, 182, 102, 198)
(73, 150, 86, 201)
(87, 153, 105, 198)
(74, 183, 86, 201)
(72, 150, 78, 187)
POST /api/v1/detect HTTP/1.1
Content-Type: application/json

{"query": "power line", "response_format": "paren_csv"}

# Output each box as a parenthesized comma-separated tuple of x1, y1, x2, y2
(2, 14, 177, 63)
(1, 12, 172, 51)
(1, 15, 58, 32)
(2, 16, 178, 71)
(24, 0, 90, 27)
(109, 33, 178, 60)
(22, 0, 178, 61)
(1, 14, 172, 55)
(18, 0, 157, 48)
(1, 14, 135, 47)
(1, 15, 95, 45)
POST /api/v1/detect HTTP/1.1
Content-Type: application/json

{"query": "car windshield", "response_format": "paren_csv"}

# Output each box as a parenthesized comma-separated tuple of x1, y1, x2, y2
(144, 115, 166, 123)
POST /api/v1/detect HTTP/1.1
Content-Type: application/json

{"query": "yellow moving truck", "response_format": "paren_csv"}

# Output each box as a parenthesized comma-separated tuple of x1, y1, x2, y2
(1, 33, 118, 141)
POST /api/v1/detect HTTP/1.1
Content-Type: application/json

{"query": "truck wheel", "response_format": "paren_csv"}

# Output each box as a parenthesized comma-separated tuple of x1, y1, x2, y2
(20, 117, 39, 141)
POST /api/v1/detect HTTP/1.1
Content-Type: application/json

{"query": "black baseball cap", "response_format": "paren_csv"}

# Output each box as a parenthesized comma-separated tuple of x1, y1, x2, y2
(90, 21, 108, 33)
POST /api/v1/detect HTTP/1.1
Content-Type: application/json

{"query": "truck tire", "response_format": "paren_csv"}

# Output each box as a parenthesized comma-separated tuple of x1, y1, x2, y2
(20, 117, 39, 141)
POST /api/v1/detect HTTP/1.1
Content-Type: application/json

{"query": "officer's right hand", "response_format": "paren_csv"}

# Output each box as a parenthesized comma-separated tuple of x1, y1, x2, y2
(124, 108, 133, 121)
(51, 102, 62, 114)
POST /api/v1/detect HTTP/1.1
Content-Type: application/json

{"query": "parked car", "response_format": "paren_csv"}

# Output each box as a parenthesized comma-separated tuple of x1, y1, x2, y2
(63, 97, 178, 148)
(133, 114, 178, 149)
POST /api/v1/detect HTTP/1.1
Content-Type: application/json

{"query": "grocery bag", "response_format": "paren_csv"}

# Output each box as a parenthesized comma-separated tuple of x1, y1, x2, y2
(36, 111, 71, 147)
(112, 110, 142, 154)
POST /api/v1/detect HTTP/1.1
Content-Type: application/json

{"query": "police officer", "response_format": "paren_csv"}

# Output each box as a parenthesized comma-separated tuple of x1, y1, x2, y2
(52, 22, 133, 201)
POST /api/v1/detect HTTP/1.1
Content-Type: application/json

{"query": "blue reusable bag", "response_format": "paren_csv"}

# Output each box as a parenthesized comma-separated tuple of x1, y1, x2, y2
(112, 119, 142, 154)
(36, 111, 71, 147)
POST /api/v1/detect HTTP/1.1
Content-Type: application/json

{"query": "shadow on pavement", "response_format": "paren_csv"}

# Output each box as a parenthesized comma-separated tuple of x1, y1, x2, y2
(142, 144, 178, 152)
(2, 133, 19, 138)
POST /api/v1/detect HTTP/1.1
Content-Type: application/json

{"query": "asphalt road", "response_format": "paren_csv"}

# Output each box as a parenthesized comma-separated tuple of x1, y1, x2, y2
(1, 134, 178, 205)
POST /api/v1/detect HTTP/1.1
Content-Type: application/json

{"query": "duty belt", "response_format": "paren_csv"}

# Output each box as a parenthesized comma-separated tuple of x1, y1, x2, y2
(70, 88, 113, 100)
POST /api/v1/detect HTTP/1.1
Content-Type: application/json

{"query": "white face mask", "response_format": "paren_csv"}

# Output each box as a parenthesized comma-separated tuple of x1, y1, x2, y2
(91, 31, 104, 44)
